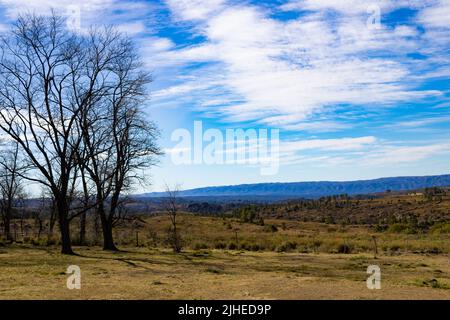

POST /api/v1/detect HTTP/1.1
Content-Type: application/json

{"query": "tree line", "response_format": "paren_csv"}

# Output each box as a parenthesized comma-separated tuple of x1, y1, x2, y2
(0, 14, 161, 254)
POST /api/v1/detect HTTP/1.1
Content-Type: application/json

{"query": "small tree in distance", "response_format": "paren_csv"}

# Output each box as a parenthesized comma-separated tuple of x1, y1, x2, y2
(164, 184, 183, 253)
(0, 142, 25, 242)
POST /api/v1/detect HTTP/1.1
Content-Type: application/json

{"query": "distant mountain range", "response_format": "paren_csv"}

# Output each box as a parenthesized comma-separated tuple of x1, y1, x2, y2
(138, 174, 450, 201)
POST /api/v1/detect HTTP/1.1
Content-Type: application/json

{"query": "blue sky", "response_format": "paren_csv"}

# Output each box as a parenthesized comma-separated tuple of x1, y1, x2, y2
(0, 0, 449, 192)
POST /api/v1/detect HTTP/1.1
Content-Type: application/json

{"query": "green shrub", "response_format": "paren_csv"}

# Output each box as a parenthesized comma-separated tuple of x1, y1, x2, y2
(429, 222, 450, 234)
(264, 224, 278, 232)
(388, 223, 417, 234)
(337, 243, 351, 254)
(30, 238, 41, 246)
(193, 242, 208, 250)
(276, 241, 297, 252)
(46, 238, 57, 246)
(425, 247, 441, 254)
(312, 240, 322, 251)
(423, 279, 441, 289)
(227, 242, 238, 250)
(374, 224, 388, 232)
(250, 243, 263, 251)
(214, 242, 227, 250)
(239, 242, 252, 251)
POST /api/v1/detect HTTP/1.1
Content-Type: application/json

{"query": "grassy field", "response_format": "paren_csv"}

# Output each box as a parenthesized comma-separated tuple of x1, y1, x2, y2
(111, 215, 450, 255)
(1, 202, 450, 299)
(0, 245, 449, 299)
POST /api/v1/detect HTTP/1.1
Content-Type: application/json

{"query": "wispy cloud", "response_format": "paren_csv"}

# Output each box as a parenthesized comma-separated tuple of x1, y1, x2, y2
(387, 115, 450, 128)
(0, 0, 153, 33)
(151, 0, 447, 130)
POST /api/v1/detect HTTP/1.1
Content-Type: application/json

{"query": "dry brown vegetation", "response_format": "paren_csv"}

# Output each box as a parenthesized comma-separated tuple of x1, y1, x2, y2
(1, 190, 449, 299)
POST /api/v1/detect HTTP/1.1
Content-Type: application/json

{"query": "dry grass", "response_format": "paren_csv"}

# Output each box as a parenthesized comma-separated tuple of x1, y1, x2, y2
(2, 213, 449, 299)
(0, 245, 449, 300)
(112, 215, 450, 254)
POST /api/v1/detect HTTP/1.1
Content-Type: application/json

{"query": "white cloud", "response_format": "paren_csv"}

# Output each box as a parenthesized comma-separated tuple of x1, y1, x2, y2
(282, 136, 377, 152)
(0, 23, 8, 33)
(0, 0, 152, 33)
(361, 143, 450, 165)
(0, 0, 112, 18)
(165, 0, 225, 21)
(279, 139, 450, 168)
(158, 1, 444, 130)
(116, 21, 146, 35)
(388, 115, 450, 128)
(419, 0, 450, 29)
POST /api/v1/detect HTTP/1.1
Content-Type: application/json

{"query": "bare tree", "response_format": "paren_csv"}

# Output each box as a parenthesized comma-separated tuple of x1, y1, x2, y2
(0, 15, 162, 254)
(164, 185, 182, 253)
(38, 186, 57, 240)
(77, 30, 161, 251)
(0, 142, 25, 241)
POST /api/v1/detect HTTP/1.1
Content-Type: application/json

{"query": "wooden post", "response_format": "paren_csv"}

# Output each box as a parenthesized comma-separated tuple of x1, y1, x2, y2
(372, 235, 378, 259)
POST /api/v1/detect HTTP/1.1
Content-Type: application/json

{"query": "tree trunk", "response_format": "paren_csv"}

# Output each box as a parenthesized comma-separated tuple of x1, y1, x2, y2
(4, 212, 12, 241)
(98, 204, 118, 251)
(56, 198, 74, 255)
(79, 212, 86, 246)
(101, 218, 118, 251)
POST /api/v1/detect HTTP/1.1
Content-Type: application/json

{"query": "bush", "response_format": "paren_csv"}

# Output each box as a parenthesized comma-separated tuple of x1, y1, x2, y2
(312, 240, 322, 252)
(264, 224, 278, 232)
(387, 223, 417, 234)
(337, 243, 351, 254)
(214, 242, 227, 250)
(250, 243, 263, 251)
(227, 242, 238, 250)
(276, 241, 297, 252)
(425, 247, 441, 254)
(423, 279, 441, 289)
(430, 222, 450, 234)
(374, 224, 388, 232)
(166, 229, 183, 253)
(193, 242, 208, 250)
(46, 238, 57, 246)
(239, 242, 252, 251)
